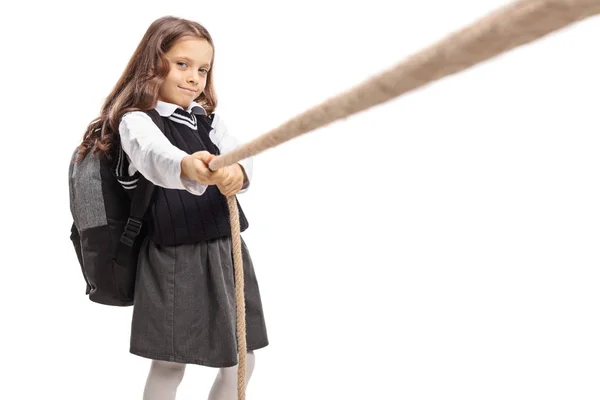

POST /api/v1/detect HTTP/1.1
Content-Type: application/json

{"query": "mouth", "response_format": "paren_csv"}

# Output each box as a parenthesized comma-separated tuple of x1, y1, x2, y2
(179, 86, 197, 95)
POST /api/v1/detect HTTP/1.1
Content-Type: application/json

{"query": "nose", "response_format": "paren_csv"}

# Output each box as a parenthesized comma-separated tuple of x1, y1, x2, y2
(187, 70, 200, 84)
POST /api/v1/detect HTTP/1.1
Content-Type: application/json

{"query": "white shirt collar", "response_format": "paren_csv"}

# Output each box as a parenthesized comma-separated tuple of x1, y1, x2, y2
(155, 100, 207, 117)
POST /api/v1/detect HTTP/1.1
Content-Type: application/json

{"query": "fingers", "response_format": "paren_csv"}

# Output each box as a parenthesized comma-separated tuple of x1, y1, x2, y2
(191, 157, 214, 183)
(219, 173, 235, 187)
(218, 185, 240, 197)
(190, 151, 224, 185)
(192, 151, 214, 164)
(187, 153, 243, 193)
(216, 172, 244, 197)
(212, 167, 228, 183)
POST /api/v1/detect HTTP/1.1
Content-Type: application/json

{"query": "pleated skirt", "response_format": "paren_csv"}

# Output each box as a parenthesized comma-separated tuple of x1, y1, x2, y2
(129, 234, 269, 367)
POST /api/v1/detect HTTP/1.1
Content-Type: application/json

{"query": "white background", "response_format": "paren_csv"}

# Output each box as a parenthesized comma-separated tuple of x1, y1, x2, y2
(1, 0, 599, 399)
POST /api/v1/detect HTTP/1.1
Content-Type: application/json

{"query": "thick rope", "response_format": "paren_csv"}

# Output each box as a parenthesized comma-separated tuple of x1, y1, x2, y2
(226, 196, 246, 400)
(210, 0, 600, 172)
(212, 1, 600, 398)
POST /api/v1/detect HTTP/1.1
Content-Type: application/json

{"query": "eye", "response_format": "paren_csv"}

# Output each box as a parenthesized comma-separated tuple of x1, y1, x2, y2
(199, 68, 209, 74)
(177, 61, 187, 68)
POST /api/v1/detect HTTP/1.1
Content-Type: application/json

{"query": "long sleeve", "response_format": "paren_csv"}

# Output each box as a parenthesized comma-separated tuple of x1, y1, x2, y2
(118, 111, 208, 195)
(118, 110, 254, 196)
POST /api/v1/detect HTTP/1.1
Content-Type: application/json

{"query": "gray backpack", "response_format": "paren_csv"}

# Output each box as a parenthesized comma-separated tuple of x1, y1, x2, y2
(68, 110, 163, 306)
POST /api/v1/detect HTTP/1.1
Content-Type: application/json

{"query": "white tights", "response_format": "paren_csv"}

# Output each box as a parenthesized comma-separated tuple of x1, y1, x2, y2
(142, 351, 256, 400)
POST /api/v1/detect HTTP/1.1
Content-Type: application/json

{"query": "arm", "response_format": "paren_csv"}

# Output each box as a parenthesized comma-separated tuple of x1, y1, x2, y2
(209, 113, 254, 194)
(118, 111, 208, 195)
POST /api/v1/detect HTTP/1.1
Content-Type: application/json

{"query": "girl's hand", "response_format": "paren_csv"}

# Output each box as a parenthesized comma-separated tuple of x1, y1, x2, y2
(181, 151, 226, 185)
(216, 164, 246, 197)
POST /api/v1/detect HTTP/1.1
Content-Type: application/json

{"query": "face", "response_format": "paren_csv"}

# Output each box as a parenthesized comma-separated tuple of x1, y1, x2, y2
(158, 37, 213, 109)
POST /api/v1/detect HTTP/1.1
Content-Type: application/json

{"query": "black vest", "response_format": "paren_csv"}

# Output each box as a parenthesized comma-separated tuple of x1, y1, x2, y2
(146, 110, 249, 245)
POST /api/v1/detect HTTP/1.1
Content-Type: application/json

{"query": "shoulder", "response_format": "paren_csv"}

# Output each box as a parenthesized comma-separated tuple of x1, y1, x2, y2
(121, 110, 153, 123)
(119, 110, 157, 133)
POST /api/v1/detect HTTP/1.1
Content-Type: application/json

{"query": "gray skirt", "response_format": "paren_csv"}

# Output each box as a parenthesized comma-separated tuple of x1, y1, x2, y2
(129, 235, 269, 368)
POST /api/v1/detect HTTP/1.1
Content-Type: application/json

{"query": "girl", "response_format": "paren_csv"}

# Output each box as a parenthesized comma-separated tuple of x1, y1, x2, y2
(76, 15, 269, 400)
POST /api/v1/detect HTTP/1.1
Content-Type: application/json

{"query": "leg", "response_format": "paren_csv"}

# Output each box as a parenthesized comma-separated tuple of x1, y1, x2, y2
(207, 351, 256, 400)
(143, 360, 187, 400)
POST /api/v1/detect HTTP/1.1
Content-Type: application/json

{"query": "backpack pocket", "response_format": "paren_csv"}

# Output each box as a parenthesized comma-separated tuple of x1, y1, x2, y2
(111, 221, 148, 302)
(77, 224, 136, 306)
(70, 223, 92, 294)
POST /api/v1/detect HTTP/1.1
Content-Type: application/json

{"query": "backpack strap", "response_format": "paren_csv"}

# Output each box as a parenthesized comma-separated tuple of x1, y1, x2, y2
(114, 109, 164, 263)
(118, 176, 155, 247)
(145, 108, 166, 132)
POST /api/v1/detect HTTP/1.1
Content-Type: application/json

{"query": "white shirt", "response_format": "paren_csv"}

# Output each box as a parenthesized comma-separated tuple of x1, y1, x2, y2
(118, 100, 253, 196)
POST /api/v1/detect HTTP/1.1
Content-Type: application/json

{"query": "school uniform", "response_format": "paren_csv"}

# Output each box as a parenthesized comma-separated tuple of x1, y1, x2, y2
(117, 100, 269, 367)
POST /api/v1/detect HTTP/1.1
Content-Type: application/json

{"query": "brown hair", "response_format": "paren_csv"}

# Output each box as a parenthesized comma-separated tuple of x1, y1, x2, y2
(76, 16, 217, 162)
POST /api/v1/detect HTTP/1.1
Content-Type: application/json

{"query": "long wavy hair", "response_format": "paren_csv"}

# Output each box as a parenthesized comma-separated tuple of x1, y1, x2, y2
(76, 16, 217, 162)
